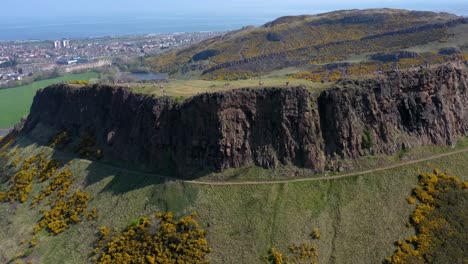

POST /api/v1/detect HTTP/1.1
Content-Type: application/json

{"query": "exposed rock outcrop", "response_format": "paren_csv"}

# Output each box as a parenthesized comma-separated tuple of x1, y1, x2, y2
(319, 65, 468, 159)
(16, 65, 468, 178)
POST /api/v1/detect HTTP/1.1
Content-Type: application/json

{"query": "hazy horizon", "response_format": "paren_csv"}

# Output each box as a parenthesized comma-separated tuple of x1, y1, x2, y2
(1, 0, 467, 41)
(3, 0, 468, 18)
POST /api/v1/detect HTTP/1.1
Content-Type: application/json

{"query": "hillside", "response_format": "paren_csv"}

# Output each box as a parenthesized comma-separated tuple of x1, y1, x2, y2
(0, 126, 467, 263)
(0, 64, 466, 263)
(144, 9, 466, 79)
(18, 64, 468, 178)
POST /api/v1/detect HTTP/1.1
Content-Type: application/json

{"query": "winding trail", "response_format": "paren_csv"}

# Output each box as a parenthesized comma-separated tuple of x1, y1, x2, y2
(185, 148, 468, 186)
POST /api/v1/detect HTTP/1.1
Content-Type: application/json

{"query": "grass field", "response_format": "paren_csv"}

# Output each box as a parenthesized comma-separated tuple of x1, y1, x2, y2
(0, 72, 325, 129)
(405, 24, 468, 53)
(0, 72, 99, 129)
(1, 137, 467, 263)
(128, 78, 332, 99)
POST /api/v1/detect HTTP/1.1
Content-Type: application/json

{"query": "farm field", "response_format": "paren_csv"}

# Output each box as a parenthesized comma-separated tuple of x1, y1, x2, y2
(0, 72, 99, 129)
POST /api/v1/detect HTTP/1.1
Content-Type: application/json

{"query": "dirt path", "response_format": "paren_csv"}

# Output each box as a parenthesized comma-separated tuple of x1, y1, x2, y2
(73, 147, 468, 186)
(185, 148, 468, 186)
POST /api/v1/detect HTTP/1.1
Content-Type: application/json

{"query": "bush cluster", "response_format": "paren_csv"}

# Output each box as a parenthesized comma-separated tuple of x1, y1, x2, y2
(68, 80, 90, 85)
(35, 190, 90, 235)
(200, 69, 263, 81)
(291, 52, 468, 82)
(75, 133, 103, 160)
(49, 130, 71, 149)
(0, 141, 98, 255)
(31, 168, 73, 206)
(0, 155, 39, 203)
(264, 229, 319, 264)
(93, 212, 210, 264)
(37, 158, 62, 182)
(148, 13, 452, 77)
(0, 153, 63, 205)
(385, 169, 468, 263)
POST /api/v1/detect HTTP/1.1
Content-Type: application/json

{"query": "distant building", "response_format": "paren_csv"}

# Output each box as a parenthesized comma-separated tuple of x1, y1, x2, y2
(53, 39, 70, 49)
(57, 58, 75, 65)
(57, 56, 86, 65)
(76, 57, 89, 63)
(53, 40, 61, 49)
(62, 39, 70, 48)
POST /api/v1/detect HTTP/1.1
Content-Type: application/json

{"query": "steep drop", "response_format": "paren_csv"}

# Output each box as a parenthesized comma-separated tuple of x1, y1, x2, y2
(16, 65, 468, 178)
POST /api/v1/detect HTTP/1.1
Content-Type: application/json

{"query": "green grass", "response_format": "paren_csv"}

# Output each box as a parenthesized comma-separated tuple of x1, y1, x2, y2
(404, 24, 468, 53)
(128, 78, 332, 99)
(0, 72, 99, 129)
(195, 137, 468, 182)
(1, 137, 467, 263)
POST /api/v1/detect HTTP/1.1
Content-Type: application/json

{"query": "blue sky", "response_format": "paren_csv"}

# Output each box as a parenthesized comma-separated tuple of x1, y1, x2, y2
(3, 0, 468, 17)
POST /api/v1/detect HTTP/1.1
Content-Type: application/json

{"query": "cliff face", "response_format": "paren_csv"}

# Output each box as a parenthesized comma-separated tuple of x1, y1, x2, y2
(319, 66, 468, 160)
(20, 65, 468, 178)
(22, 85, 324, 177)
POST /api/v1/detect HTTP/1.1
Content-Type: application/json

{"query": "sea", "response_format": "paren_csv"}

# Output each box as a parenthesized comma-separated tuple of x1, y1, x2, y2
(0, 15, 276, 41)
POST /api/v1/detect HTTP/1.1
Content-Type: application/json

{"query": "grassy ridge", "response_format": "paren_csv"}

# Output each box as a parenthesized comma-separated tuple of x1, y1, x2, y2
(0, 138, 467, 263)
(145, 9, 461, 79)
(0, 72, 99, 129)
(129, 78, 331, 99)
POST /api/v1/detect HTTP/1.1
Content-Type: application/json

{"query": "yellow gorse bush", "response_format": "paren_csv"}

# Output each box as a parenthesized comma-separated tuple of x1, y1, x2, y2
(0, 147, 97, 242)
(264, 229, 319, 264)
(385, 169, 467, 264)
(94, 212, 210, 264)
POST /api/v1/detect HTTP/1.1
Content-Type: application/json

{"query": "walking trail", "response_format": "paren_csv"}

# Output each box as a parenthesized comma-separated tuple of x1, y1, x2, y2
(77, 147, 468, 186)
(185, 148, 468, 186)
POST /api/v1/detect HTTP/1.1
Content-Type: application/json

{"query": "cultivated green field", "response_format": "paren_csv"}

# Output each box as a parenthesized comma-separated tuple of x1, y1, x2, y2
(0, 72, 99, 129)
(1, 137, 467, 263)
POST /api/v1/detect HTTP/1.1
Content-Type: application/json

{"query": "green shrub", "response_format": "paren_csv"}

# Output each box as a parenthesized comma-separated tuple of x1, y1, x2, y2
(361, 129, 374, 150)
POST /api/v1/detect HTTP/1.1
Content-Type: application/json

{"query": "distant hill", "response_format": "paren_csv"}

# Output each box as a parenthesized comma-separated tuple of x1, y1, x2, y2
(144, 9, 466, 79)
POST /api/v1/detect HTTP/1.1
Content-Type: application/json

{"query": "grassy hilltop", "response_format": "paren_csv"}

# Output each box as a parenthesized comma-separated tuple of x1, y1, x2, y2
(144, 9, 466, 80)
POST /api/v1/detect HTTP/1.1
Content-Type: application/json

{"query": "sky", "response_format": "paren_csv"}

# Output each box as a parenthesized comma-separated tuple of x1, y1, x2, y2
(1, 0, 467, 40)
(3, 0, 468, 18)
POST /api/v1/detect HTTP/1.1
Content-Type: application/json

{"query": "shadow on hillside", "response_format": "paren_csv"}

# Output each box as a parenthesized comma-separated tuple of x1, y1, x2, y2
(12, 136, 180, 195)
(79, 160, 170, 195)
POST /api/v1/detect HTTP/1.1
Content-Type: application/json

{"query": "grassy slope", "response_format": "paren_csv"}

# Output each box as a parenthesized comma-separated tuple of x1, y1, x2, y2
(1, 138, 467, 263)
(146, 9, 459, 78)
(0, 72, 99, 129)
(405, 24, 468, 53)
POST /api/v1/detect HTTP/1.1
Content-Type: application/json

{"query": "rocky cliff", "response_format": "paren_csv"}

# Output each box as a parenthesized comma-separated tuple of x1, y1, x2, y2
(17, 65, 468, 178)
(319, 65, 468, 160)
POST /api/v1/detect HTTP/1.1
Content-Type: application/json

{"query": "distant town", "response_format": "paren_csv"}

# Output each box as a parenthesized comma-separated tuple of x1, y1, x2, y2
(0, 31, 222, 88)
